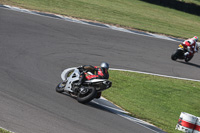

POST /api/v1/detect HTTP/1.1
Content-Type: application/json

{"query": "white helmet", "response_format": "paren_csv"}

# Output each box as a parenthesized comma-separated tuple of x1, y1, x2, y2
(193, 36, 198, 42)
(100, 62, 109, 69)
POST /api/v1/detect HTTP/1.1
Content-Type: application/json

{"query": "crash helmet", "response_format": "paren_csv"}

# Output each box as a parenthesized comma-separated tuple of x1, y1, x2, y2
(100, 62, 109, 70)
(193, 36, 198, 42)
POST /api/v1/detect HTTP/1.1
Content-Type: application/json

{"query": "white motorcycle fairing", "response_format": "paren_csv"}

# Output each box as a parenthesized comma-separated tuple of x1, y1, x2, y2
(61, 68, 80, 92)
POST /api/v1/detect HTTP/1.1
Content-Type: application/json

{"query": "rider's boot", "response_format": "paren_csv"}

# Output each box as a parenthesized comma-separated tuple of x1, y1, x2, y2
(184, 52, 189, 58)
(74, 72, 85, 87)
(95, 92, 102, 99)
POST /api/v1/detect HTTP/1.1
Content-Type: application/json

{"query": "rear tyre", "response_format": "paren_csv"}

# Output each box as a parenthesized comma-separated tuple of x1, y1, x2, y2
(55, 83, 65, 93)
(185, 55, 193, 62)
(77, 87, 97, 104)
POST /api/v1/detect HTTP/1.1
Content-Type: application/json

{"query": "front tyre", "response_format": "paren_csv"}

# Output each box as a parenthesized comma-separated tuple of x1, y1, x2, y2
(171, 52, 178, 61)
(55, 83, 65, 93)
(77, 87, 97, 104)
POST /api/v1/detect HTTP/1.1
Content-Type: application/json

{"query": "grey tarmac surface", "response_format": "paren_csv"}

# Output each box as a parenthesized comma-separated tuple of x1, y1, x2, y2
(0, 7, 199, 133)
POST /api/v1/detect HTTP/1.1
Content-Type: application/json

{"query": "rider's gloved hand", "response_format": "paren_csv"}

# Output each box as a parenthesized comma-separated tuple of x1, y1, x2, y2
(78, 66, 83, 69)
(78, 66, 84, 72)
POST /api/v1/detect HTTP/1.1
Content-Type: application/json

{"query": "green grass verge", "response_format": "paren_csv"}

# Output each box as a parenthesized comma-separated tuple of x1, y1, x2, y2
(0, 128, 12, 133)
(0, 0, 200, 39)
(182, 0, 200, 5)
(102, 70, 200, 133)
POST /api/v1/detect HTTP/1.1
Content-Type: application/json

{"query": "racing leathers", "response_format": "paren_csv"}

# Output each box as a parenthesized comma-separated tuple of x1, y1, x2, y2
(182, 37, 199, 57)
(76, 65, 109, 99)
(77, 65, 109, 85)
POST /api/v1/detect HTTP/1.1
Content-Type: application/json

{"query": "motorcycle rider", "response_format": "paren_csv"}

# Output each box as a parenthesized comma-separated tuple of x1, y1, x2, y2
(76, 62, 109, 98)
(182, 36, 199, 58)
(76, 62, 109, 85)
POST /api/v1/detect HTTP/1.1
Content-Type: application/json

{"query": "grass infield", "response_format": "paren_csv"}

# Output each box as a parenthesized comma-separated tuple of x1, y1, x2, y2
(103, 70, 200, 133)
(0, 128, 12, 133)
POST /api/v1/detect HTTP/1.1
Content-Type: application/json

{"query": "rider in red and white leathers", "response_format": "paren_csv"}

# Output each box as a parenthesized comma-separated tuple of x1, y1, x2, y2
(76, 62, 109, 84)
(76, 62, 109, 98)
(182, 36, 199, 57)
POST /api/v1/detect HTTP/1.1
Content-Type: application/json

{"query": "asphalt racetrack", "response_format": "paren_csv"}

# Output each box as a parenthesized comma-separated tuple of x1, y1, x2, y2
(0, 7, 200, 133)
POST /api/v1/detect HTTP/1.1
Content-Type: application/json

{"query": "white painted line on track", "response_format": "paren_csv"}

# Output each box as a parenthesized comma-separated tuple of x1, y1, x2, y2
(2, 3, 200, 48)
(110, 68, 200, 82)
(0, 4, 184, 43)
(93, 97, 165, 133)
(92, 98, 130, 114)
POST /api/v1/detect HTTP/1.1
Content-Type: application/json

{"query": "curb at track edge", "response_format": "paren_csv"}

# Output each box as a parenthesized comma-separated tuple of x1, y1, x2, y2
(0, 4, 190, 43)
(1, 4, 199, 45)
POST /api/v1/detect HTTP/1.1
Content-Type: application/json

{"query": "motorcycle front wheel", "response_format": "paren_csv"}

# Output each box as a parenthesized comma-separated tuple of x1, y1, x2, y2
(77, 87, 97, 104)
(171, 53, 178, 61)
(55, 83, 65, 93)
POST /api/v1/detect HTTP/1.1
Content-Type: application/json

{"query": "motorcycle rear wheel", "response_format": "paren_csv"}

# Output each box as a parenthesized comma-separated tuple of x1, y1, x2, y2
(77, 87, 97, 104)
(185, 55, 193, 62)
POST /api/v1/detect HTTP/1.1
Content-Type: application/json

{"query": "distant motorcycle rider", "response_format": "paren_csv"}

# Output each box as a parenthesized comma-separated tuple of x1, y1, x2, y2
(182, 36, 199, 58)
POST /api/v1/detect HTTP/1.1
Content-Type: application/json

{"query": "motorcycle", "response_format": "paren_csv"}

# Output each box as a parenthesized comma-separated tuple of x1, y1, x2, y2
(171, 44, 193, 62)
(55, 67, 112, 104)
